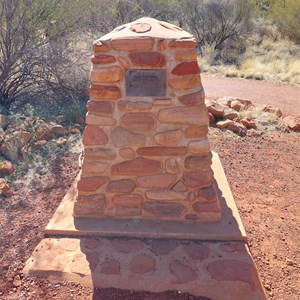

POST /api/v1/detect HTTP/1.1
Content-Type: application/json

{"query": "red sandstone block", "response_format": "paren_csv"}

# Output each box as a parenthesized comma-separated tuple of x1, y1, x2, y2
(184, 126, 208, 138)
(118, 101, 152, 112)
(175, 50, 197, 60)
(119, 147, 136, 159)
(188, 139, 211, 154)
(137, 146, 187, 157)
(121, 113, 156, 131)
(184, 154, 212, 171)
(111, 239, 144, 253)
(100, 259, 120, 275)
(77, 176, 109, 192)
(154, 129, 182, 146)
(192, 200, 220, 212)
(129, 254, 156, 275)
(82, 126, 108, 146)
(89, 85, 121, 100)
(158, 105, 209, 126)
(136, 174, 176, 188)
(112, 194, 143, 206)
(111, 37, 155, 51)
(111, 127, 145, 147)
(129, 52, 165, 67)
(183, 243, 210, 260)
(178, 90, 205, 106)
(111, 157, 162, 176)
(169, 39, 196, 49)
(172, 62, 200, 76)
(207, 259, 254, 284)
(168, 75, 201, 90)
(92, 54, 116, 64)
(86, 101, 115, 115)
(183, 170, 212, 188)
(106, 179, 136, 193)
(143, 201, 186, 217)
(150, 240, 178, 255)
(84, 148, 116, 161)
(169, 261, 197, 283)
(115, 206, 142, 217)
(85, 113, 117, 126)
(92, 40, 110, 52)
(90, 67, 123, 83)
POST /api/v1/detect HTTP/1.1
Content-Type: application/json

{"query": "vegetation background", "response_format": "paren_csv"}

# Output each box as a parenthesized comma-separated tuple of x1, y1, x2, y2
(0, 0, 299, 118)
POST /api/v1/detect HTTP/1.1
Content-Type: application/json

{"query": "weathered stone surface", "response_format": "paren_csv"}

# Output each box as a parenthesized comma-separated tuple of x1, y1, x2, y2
(197, 185, 217, 202)
(157, 39, 166, 51)
(118, 57, 130, 69)
(183, 243, 210, 260)
(130, 22, 151, 33)
(74, 197, 105, 216)
(146, 189, 186, 201)
(188, 138, 210, 154)
(136, 174, 176, 188)
(165, 158, 181, 174)
(86, 101, 115, 115)
(158, 105, 208, 126)
(112, 194, 143, 206)
(169, 39, 196, 49)
(227, 122, 247, 136)
(143, 201, 186, 217)
(175, 50, 197, 60)
(216, 119, 234, 129)
(183, 170, 212, 188)
(81, 238, 102, 250)
(168, 75, 201, 90)
(171, 180, 187, 192)
(118, 101, 152, 112)
(90, 67, 123, 83)
(223, 110, 239, 120)
(230, 100, 245, 111)
(33, 140, 47, 149)
(184, 126, 208, 138)
(111, 37, 154, 51)
(119, 147, 136, 159)
(207, 102, 224, 118)
(81, 161, 109, 175)
(129, 52, 165, 67)
(137, 146, 187, 157)
(93, 40, 110, 52)
(51, 124, 68, 136)
(153, 99, 172, 106)
(178, 90, 204, 106)
(111, 127, 145, 147)
(0, 178, 13, 196)
(115, 206, 142, 217)
(184, 154, 212, 171)
(111, 157, 161, 175)
(111, 239, 144, 253)
(192, 201, 220, 212)
(0, 160, 15, 176)
(56, 137, 67, 146)
(172, 62, 200, 76)
(169, 261, 197, 283)
(154, 129, 182, 146)
(82, 126, 108, 146)
(262, 105, 282, 117)
(219, 242, 247, 253)
(151, 240, 178, 255)
(100, 259, 120, 275)
(188, 139, 211, 154)
(241, 118, 257, 129)
(85, 113, 117, 126)
(84, 148, 116, 161)
(77, 177, 109, 192)
(208, 112, 215, 124)
(121, 113, 156, 131)
(107, 179, 136, 193)
(89, 85, 121, 100)
(283, 115, 300, 132)
(92, 55, 116, 64)
(208, 259, 253, 284)
(130, 254, 156, 275)
(184, 213, 199, 220)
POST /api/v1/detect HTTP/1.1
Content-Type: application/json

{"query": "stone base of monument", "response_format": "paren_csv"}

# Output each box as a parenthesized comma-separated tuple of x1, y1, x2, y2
(23, 153, 267, 299)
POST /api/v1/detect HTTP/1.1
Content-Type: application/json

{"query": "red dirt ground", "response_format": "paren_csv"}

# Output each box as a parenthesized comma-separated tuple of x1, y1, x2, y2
(0, 77, 299, 299)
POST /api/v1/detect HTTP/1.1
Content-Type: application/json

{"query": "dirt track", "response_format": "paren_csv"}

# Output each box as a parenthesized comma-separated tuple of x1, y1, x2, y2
(202, 75, 300, 116)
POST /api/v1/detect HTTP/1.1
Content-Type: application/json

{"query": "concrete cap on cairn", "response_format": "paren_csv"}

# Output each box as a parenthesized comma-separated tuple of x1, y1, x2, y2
(99, 17, 193, 41)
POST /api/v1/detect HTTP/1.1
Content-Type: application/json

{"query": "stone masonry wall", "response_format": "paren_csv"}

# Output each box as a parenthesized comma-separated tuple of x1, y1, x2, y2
(74, 18, 221, 222)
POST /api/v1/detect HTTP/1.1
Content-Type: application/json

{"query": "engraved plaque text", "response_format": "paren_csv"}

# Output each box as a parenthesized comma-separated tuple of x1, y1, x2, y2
(126, 69, 166, 97)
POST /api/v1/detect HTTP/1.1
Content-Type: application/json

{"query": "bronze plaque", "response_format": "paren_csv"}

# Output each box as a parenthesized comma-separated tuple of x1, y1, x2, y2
(126, 69, 166, 97)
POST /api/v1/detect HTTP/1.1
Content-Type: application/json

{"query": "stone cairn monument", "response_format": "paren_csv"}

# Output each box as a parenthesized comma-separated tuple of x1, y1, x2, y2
(24, 18, 267, 300)
(75, 17, 221, 223)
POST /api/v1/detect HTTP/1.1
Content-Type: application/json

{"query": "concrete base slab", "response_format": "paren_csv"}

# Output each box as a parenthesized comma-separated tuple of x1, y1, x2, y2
(23, 237, 266, 300)
(45, 152, 247, 241)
